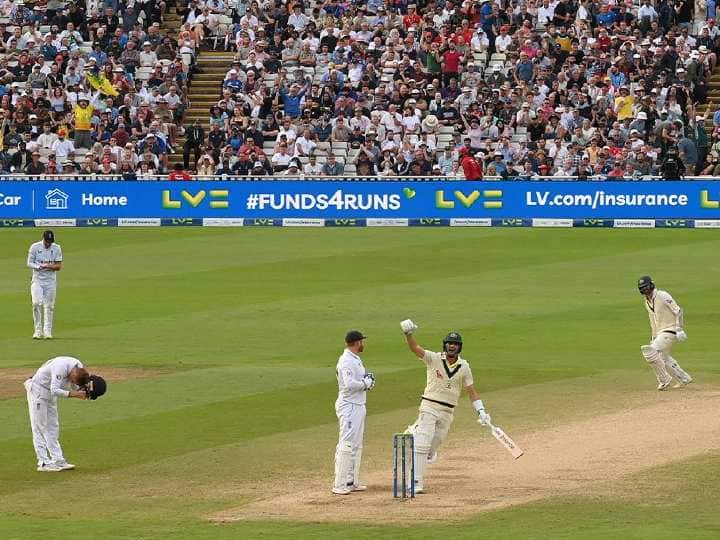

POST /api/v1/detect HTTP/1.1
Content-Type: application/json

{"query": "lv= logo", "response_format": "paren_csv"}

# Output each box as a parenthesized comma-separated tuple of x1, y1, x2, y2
(435, 190, 503, 209)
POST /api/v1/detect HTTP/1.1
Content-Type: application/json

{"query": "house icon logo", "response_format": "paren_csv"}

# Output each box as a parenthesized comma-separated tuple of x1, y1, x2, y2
(45, 189, 69, 210)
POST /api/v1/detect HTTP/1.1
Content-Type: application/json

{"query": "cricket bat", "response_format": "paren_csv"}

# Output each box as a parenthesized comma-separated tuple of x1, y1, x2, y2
(483, 421, 524, 459)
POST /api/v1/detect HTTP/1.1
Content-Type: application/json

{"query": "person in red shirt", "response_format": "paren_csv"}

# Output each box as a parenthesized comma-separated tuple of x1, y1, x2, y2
(596, 29, 612, 51)
(238, 139, 257, 158)
(441, 41, 462, 85)
(168, 163, 193, 180)
(606, 162, 626, 180)
(459, 148, 483, 180)
(457, 20, 474, 45)
(403, 5, 422, 29)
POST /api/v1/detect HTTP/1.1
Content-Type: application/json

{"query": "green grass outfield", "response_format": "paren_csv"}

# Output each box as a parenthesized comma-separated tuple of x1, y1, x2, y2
(0, 228, 719, 539)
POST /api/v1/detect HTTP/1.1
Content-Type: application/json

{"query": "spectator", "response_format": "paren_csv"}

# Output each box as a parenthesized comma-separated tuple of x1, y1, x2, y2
(321, 153, 344, 176)
(0, 0, 716, 179)
(168, 163, 192, 180)
(304, 154, 323, 176)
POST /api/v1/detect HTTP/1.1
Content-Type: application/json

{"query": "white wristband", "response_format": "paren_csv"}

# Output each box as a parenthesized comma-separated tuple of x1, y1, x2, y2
(472, 399, 485, 414)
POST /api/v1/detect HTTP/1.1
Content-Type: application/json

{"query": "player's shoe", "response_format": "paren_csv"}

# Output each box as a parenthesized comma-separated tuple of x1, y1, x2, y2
(331, 486, 352, 495)
(428, 451, 438, 464)
(348, 483, 367, 492)
(53, 461, 75, 471)
(37, 462, 62, 472)
(43, 334, 53, 340)
(673, 378, 693, 389)
(33, 332, 43, 339)
(657, 380, 671, 391)
(413, 481, 424, 494)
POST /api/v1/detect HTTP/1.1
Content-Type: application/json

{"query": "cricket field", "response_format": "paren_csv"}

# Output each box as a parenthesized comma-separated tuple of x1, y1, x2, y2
(1, 228, 719, 539)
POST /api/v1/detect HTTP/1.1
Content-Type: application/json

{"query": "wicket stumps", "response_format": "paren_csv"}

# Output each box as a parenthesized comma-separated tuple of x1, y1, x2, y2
(393, 433, 415, 499)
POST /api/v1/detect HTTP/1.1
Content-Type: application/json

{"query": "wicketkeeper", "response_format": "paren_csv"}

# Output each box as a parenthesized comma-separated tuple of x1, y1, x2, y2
(638, 276, 693, 390)
(400, 319, 490, 493)
(332, 330, 374, 495)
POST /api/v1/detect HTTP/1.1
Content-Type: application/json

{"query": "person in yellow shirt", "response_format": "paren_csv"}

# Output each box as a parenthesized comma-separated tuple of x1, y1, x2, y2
(399, 320, 491, 493)
(614, 86, 635, 121)
(556, 31, 572, 53)
(72, 96, 95, 149)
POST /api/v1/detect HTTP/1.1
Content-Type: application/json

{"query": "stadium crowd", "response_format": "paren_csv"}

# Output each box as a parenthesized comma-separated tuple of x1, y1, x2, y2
(0, 0, 719, 179)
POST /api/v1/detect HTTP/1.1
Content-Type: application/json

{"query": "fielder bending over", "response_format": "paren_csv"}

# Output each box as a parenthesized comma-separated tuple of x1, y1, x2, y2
(638, 276, 693, 390)
(332, 330, 375, 495)
(400, 319, 490, 494)
(25, 356, 106, 472)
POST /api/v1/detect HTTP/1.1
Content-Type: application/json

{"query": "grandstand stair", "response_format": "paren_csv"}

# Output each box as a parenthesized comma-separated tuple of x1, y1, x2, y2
(707, 74, 720, 110)
(167, 51, 234, 169)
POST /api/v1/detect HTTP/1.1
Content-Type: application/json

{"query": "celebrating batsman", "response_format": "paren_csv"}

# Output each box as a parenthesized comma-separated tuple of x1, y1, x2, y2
(638, 276, 693, 390)
(399, 319, 490, 493)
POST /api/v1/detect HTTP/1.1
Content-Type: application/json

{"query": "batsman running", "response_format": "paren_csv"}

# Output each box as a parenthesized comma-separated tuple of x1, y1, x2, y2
(638, 276, 693, 390)
(399, 319, 490, 493)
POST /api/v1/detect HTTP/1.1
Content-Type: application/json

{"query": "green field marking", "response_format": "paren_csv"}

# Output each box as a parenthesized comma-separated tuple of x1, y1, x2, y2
(1, 229, 719, 538)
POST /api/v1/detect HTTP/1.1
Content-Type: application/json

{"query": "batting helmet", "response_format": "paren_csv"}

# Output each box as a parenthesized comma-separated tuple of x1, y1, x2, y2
(85, 375, 107, 400)
(443, 332, 463, 353)
(637, 275, 655, 295)
(43, 230, 55, 244)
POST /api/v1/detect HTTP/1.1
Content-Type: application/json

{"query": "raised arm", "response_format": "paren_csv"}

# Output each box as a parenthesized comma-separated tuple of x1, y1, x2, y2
(400, 319, 425, 359)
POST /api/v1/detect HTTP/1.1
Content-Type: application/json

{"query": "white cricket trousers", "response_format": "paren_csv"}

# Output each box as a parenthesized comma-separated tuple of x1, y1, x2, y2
(650, 332, 692, 384)
(407, 402, 455, 489)
(31, 282, 57, 336)
(333, 400, 365, 489)
(24, 379, 65, 466)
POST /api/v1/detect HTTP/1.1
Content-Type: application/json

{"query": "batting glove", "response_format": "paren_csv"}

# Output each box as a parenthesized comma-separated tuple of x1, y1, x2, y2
(363, 373, 376, 390)
(676, 329, 688, 342)
(473, 399, 491, 426)
(400, 319, 418, 334)
(477, 410, 492, 427)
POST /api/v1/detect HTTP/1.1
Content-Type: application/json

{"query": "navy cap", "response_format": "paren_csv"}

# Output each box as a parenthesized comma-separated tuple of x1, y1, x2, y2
(345, 330, 367, 343)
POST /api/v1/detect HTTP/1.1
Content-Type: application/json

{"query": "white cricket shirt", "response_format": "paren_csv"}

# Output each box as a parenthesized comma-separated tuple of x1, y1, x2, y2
(645, 289, 682, 335)
(30, 356, 84, 399)
(420, 350, 473, 408)
(335, 349, 368, 405)
(27, 241, 63, 285)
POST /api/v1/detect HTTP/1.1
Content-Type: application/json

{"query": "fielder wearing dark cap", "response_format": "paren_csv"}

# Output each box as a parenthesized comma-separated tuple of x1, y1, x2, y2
(28, 230, 63, 339)
(345, 330, 367, 343)
(333, 328, 374, 495)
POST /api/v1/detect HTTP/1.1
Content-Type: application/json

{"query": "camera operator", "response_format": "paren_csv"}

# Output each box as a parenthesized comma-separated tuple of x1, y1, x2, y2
(660, 147, 685, 180)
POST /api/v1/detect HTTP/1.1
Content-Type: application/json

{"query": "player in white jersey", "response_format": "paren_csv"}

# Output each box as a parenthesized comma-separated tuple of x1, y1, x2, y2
(27, 230, 63, 339)
(399, 319, 491, 493)
(332, 330, 375, 495)
(638, 276, 693, 390)
(24, 356, 106, 472)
